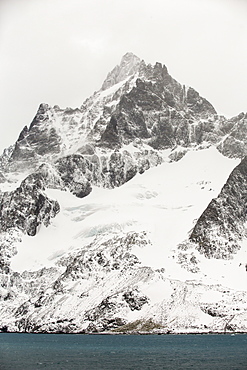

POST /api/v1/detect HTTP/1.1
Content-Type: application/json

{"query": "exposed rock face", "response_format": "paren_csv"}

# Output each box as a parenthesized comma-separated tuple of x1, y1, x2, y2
(190, 156, 247, 258)
(101, 52, 141, 90)
(28, 147, 161, 193)
(100, 65, 218, 149)
(54, 155, 93, 197)
(102, 150, 137, 187)
(101, 97, 150, 147)
(0, 229, 21, 273)
(186, 87, 216, 116)
(8, 104, 61, 171)
(0, 145, 14, 172)
(0, 174, 60, 237)
(123, 289, 149, 311)
(217, 113, 247, 158)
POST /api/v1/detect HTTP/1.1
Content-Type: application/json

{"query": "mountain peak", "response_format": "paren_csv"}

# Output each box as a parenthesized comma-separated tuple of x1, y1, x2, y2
(119, 52, 140, 67)
(101, 52, 141, 91)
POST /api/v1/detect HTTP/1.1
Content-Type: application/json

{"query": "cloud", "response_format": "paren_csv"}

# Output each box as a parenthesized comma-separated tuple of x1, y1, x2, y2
(73, 37, 109, 55)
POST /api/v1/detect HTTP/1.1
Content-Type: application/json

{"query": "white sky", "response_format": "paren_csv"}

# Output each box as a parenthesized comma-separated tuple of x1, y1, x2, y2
(0, 0, 247, 153)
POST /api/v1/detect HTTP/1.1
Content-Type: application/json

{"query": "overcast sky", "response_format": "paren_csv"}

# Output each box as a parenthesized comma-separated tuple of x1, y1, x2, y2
(0, 0, 247, 153)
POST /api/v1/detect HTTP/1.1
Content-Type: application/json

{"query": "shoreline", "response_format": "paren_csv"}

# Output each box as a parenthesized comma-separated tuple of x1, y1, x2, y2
(1, 330, 247, 335)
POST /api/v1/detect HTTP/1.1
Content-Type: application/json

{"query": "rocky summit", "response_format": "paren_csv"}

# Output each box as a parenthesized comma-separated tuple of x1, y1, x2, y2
(0, 53, 246, 334)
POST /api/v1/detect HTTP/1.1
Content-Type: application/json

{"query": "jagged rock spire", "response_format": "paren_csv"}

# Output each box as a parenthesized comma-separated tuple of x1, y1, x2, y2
(101, 52, 141, 90)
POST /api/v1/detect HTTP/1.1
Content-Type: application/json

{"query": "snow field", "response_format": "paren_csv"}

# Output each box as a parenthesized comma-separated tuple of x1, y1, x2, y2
(10, 146, 243, 291)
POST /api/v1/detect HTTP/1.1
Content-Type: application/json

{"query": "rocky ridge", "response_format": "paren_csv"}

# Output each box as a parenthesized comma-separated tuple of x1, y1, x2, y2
(2, 52, 245, 176)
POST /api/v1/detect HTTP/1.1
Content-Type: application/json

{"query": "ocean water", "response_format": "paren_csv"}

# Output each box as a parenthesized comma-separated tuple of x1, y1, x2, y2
(0, 333, 246, 369)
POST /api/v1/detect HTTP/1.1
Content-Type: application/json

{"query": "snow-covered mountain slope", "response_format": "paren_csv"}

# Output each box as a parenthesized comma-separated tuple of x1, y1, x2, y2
(1, 147, 246, 334)
(10, 147, 238, 274)
(0, 53, 247, 333)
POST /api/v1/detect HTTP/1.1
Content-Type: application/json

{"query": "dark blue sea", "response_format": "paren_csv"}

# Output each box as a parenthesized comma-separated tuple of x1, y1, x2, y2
(0, 333, 246, 369)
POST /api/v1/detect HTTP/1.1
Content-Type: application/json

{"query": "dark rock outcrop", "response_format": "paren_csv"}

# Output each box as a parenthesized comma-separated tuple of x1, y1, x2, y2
(55, 155, 93, 197)
(123, 289, 149, 311)
(100, 62, 221, 150)
(186, 87, 216, 116)
(190, 156, 247, 258)
(8, 104, 61, 171)
(101, 150, 138, 188)
(0, 174, 60, 236)
(218, 113, 247, 158)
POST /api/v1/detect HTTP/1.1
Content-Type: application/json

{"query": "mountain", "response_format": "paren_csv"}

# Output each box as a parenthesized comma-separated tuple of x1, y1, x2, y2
(0, 52, 246, 334)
